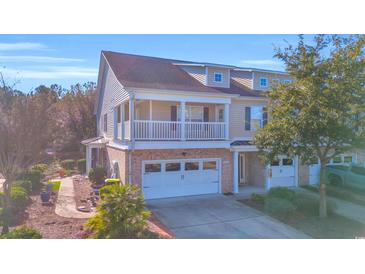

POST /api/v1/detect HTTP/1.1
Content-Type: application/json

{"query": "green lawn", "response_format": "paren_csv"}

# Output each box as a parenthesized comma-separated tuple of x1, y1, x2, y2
(49, 180, 61, 191)
(240, 193, 365, 239)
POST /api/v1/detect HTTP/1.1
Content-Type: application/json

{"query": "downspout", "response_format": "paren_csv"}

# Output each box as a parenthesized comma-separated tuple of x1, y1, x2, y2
(128, 94, 135, 184)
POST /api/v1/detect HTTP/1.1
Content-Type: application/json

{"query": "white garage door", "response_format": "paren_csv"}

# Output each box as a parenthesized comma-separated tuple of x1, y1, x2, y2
(269, 157, 296, 188)
(309, 158, 321, 185)
(142, 158, 220, 199)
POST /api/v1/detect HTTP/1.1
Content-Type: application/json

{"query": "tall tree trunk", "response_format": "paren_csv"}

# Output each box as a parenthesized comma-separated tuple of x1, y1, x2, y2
(1, 180, 11, 234)
(319, 160, 327, 218)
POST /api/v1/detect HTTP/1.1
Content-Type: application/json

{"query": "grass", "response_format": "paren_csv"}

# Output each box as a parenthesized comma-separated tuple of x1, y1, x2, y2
(302, 184, 365, 207)
(49, 180, 61, 191)
(240, 192, 365, 239)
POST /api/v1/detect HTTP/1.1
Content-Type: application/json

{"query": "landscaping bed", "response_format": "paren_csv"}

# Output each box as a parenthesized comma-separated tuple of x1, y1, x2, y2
(239, 188, 365, 239)
(21, 187, 86, 239)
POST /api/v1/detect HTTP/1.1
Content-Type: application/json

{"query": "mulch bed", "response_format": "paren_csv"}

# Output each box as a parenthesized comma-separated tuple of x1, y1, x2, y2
(22, 194, 87, 239)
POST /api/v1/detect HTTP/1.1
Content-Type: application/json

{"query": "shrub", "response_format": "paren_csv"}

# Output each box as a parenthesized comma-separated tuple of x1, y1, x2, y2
(0, 226, 42, 239)
(264, 197, 297, 219)
(13, 180, 32, 194)
(77, 159, 86, 174)
(60, 159, 76, 170)
(10, 186, 29, 213)
(85, 184, 151, 239)
(19, 169, 42, 191)
(105, 178, 120, 186)
(88, 167, 106, 184)
(267, 187, 296, 202)
(31, 164, 48, 173)
(295, 192, 337, 215)
(251, 193, 265, 204)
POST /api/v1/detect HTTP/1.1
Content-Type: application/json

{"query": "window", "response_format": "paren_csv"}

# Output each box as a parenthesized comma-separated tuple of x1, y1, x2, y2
(271, 159, 280, 166)
(344, 156, 353, 163)
(283, 79, 292, 84)
(333, 156, 342, 164)
(272, 78, 280, 84)
(178, 106, 204, 122)
(145, 163, 161, 173)
(103, 113, 107, 132)
(117, 105, 121, 123)
(259, 77, 268, 88)
(203, 161, 217, 170)
(282, 158, 293, 166)
(185, 162, 199, 171)
(166, 162, 181, 172)
(218, 109, 224, 122)
(251, 106, 264, 131)
(214, 72, 222, 82)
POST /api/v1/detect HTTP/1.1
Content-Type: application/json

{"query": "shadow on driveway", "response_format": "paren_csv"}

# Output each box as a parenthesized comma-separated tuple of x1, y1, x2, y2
(147, 194, 310, 239)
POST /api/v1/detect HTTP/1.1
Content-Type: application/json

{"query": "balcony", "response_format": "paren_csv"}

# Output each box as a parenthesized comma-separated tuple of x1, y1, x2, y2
(114, 98, 230, 142)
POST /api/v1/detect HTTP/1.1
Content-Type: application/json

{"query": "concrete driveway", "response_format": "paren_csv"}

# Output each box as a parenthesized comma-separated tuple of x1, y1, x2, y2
(147, 194, 309, 239)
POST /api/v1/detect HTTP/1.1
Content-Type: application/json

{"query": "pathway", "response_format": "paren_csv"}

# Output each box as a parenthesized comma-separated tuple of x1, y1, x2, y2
(55, 177, 95, 219)
(299, 188, 365, 225)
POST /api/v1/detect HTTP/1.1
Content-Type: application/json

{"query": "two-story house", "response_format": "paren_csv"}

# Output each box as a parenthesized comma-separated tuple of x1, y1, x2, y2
(82, 51, 361, 199)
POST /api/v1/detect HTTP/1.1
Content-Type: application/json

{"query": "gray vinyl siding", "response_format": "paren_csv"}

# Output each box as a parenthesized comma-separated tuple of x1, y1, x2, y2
(97, 60, 130, 138)
(229, 98, 268, 139)
(231, 70, 253, 89)
(206, 67, 230, 88)
(179, 66, 206, 84)
(253, 72, 292, 91)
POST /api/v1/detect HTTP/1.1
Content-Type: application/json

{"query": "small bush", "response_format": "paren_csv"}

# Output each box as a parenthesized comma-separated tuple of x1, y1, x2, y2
(31, 164, 48, 173)
(60, 159, 76, 170)
(77, 159, 86, 174)
(295, 192, 337, 215)
(265, 197, 297, 219)
(105, 178, 120, 186)
(10, 186, 29, 213)
(85, 184, 151, 239)
(20, 169, 42, 191)
(251, 193, 265, 204)
(0, 226, 42, 239)
(267, 187, 296, 202)
(88, 167, 106, 184)
(13, 180, 32, 194)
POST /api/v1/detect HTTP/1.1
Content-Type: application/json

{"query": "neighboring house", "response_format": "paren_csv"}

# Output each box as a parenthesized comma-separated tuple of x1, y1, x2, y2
(82, 51, 361, 199)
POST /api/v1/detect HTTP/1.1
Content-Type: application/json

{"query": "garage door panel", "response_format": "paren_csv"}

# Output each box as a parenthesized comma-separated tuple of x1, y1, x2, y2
(143, 159, 220, 199)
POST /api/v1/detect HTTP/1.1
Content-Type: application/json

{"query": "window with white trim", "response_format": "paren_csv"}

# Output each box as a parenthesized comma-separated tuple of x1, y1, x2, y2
(245, 106, 267, 131)
(177, 105, 204, 122)
(283, 79, 292, 84)
(259, 77, 268, 88)
(214, 72, 222, 82)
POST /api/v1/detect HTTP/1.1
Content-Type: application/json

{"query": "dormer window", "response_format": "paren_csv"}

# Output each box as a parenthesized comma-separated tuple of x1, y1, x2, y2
(283, 79, 292, 84)
(260, 77, 268, 88)
(214, 72, 222, 82)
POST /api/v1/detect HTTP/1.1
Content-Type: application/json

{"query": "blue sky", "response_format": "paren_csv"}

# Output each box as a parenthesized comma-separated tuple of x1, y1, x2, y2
(0, 34, 312, 92)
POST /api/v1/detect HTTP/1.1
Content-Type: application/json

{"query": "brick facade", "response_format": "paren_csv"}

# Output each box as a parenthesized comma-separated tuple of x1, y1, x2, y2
(105, 147, 234, 194)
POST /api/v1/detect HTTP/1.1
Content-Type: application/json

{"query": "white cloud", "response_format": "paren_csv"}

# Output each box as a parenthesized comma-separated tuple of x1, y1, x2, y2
(0, 42, 47, 51)
(2, 66, 98, 79)
(0, 55, 84, 63)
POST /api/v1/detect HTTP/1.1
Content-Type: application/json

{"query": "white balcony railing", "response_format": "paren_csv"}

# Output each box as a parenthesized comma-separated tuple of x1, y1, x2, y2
(129, 120, 226, 140)
(185, 122, 226, 140)
(124, 121, 130, 140)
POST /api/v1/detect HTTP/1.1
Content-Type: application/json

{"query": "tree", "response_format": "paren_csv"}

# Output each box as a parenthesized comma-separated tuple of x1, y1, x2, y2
(254, 35, 365, 218)
(0, 75, 50, 233)
(85, 184, 151, 239)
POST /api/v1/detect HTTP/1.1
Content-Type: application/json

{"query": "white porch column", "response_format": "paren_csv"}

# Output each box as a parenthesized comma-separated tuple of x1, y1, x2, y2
(129, 97, 135, 141)
(86, 146, 92, 174)
(149, 100, 153, 139)
(181, 101, 186, 141)
(121, 103, 125, 140)
(113, 106, 118, 140)
(224, 103, 230, 140)
(233, 151, 239, 193)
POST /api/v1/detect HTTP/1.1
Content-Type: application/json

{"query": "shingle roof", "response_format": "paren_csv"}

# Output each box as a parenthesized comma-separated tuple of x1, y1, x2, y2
(101, 51, 267, 98)
(102, 51, 221, 93)
(230, 140, 254, 146)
